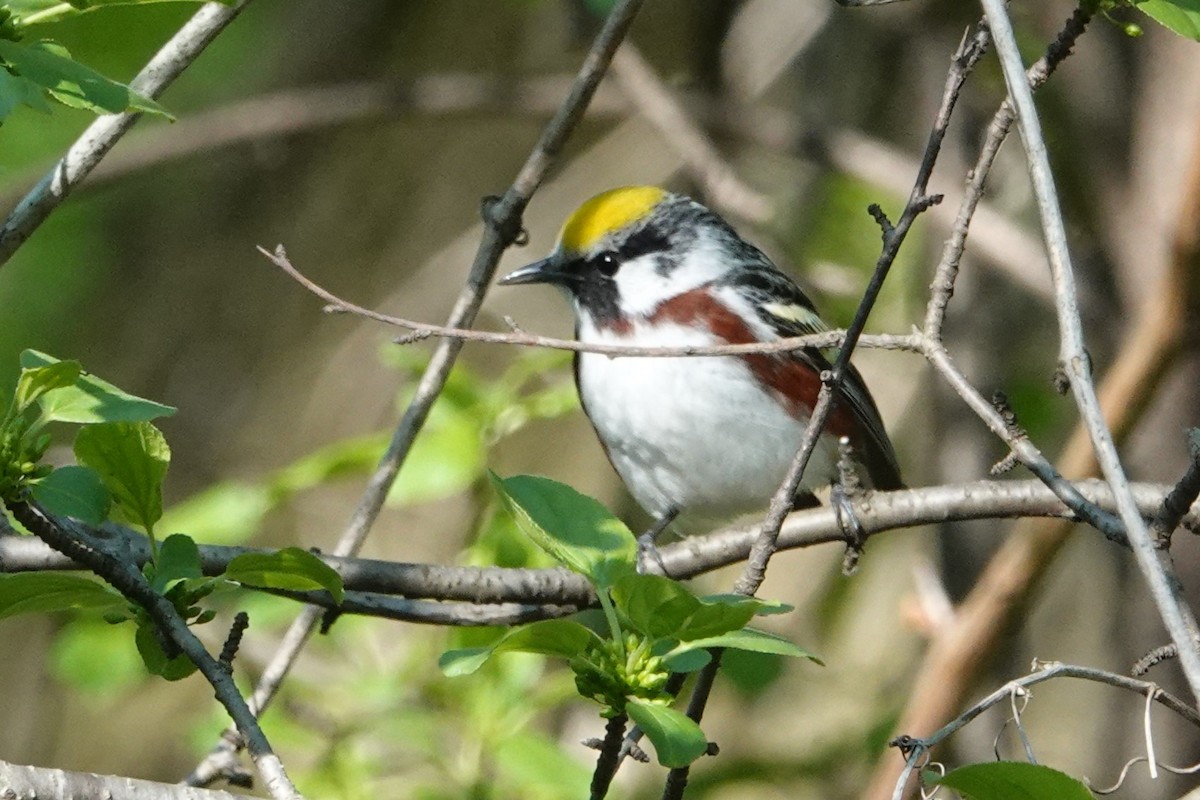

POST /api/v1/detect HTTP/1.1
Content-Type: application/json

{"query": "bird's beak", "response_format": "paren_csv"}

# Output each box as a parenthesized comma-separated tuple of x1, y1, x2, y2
(498, 257, 575, 287)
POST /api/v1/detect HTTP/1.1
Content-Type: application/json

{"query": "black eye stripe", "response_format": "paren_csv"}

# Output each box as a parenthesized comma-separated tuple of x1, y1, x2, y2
(617, 225, 671, 260)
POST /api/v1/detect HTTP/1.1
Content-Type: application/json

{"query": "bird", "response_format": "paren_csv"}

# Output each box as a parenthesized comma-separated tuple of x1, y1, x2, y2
(499, 186, 901, 558)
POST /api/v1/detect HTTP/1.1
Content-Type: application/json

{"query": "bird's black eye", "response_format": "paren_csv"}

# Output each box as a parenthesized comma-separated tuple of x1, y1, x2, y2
(595, 251, 620, 276)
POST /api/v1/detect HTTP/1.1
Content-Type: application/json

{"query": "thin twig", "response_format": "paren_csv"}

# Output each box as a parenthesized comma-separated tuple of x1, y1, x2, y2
(661, 650, 724, 800)
(1152, 430, 1200, 546)
(186, 0, 647, 784)
(262, 244, 919, 358)
(0, 1, 249, 267)
(659, 27, 989, 795)
(980, 0, 1200, 700)
(589, 713, 628, 800)
(923, 8, 1090, 337)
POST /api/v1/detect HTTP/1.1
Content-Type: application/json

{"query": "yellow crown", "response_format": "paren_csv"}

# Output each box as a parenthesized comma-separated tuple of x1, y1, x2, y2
(558, 186, 667, 254)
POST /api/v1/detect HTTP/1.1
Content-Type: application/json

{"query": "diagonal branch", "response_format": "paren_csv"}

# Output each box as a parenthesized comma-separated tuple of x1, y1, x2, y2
(661, 24, 991, 800)
(5, 500, 302, 800)
(979, 0, 1200, 701)
(185, 0, 648, 786)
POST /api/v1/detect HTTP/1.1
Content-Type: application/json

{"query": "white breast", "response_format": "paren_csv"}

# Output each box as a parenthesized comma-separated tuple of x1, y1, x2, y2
(576, 317, 837, 524)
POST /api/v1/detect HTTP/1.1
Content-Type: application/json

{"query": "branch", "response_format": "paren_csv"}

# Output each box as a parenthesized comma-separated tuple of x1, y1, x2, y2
(733, 19, 989, 598)
(866, 8, 1200, 798)
(186, 0, 647, 785)
(6, 480, 1195, 609)
(262, 242, 918, 357)
(5, 501, 302, 800)
(0, 758, 257, 800)
(980, 0, 1200, 700)
(0, 1, 249, 268)
(923, 8, 1090, 337)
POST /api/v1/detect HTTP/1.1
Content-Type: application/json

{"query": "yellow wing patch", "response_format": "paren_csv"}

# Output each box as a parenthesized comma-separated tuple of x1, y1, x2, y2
(762, 301, 826, 333)
(559, 186, 667, 253)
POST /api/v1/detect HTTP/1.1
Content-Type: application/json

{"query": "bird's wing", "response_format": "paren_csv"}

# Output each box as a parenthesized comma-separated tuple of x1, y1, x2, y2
(722, 265, 903, 490)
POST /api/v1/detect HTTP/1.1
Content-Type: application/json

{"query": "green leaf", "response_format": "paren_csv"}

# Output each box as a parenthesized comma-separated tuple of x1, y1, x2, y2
(12, 357, 80, 414)
(0, 573, 124, 620)
(225, 547, 345, 604)
(492, 474, 636, 589)
(611, 575, 793, 642)
(0, 66, 55, 118)
(439, 618, 597, 677)
(626, 699, 709, 768)
(134, 621, 196, 680)
(22, 351, 175, 424)
(662, 648, 711, 673)
(150, 533, 202, 593)
(1135, 0, 1200, 39)
(30, 465, 110, 523)
(0, 39, 170, 117)
(664, 628, 821, 667)
(611, 574, 701, 639)
(74, 421, 169, 532)
(932, 761, 1093, 800)
(676, 595, 792, 641)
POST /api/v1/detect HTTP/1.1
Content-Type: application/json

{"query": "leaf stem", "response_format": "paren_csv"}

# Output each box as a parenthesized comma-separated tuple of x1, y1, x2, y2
(597, 590, 624, 657)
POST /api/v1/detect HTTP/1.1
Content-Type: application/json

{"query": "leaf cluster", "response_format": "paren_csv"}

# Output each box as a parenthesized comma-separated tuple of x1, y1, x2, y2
(439, 474, 819, 768)
(0, 350, 344, 680)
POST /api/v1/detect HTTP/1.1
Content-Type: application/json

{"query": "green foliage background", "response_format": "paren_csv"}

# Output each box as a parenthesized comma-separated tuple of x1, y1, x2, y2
(1, 1, 1199, 798)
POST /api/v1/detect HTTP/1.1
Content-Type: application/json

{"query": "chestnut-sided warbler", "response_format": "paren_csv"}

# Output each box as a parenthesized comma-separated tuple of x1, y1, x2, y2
(500, 186, 901, 538)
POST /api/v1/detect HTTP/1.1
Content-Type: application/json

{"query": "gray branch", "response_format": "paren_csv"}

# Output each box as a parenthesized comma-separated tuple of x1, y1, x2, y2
(6, 480, 1195, 615)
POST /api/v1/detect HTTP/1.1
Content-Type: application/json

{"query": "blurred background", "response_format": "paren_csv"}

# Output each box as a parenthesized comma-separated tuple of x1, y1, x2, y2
(1, 0, 1199, 797)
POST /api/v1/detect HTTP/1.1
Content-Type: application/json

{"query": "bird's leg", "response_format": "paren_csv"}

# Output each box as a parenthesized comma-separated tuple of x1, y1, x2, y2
(637, 507, 679, 576)
(830, 483, 867, 575)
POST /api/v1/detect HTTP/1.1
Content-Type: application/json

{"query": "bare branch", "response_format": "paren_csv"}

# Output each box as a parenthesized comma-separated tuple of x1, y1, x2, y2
(923, 8, 1091, 337)
(733, 18, 989, 599)
(889, 662, 1200, 798)
(1152, 430, 1200, 546)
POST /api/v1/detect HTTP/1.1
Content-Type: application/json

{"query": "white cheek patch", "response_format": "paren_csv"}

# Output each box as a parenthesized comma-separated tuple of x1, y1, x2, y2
(612, 258, 673, 317)
(612, 238, 729, 318)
